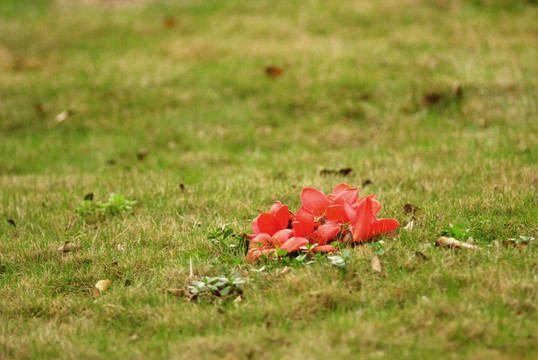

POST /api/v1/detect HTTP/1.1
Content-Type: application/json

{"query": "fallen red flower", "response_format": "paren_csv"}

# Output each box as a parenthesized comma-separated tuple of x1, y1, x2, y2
(244, 184, 400, 262)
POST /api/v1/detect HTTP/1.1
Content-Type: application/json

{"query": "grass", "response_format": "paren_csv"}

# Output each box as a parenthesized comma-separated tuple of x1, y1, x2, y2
(0, 0, 537, 358)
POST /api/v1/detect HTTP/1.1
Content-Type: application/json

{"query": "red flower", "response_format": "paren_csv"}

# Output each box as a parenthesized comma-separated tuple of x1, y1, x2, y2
(245, 229, 295, 262)
(244, 184, 400, 262)
(300, 184, 399, 243)
(348, 197, 400, 242)
(251, 201, 291, 237)
(300, 184, 359, 216)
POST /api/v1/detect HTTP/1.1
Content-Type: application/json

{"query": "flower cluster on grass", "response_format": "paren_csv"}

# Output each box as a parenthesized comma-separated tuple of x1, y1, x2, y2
(245, 184, 400, 262)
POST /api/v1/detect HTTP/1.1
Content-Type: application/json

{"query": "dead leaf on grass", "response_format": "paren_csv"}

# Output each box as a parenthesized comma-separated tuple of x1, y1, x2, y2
(505, 239, 529, 249)
(7, 219, 16, 227)
(163, 288, 184, 297)
(403, 221, 414, 230)
(265, 66, 283, 78)
(57, 241, 81, 253)
(93, 279, 111, 298)
(34, 103, 45, 116)
(137, 148, 149, 161)
(233, 295, 243, 303)
(319, 167, 353, 176)
(452, 81, 463, 99)
(279, 266, 291, 276)
(163, 17, 177, 28)
(423, 92, 444, 106)
(371, 255, 382, 273)
(361, 179, 372, 186)
(404, 251, 428, 267)
(403, 203, 420, 214)
(435, 236, 477, 250)
(414, 251, 428, 260)
(55, 108, 76, 123)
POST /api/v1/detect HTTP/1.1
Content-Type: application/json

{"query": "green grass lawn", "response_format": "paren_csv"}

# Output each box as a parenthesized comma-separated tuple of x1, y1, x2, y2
(1, 0, 537, 358)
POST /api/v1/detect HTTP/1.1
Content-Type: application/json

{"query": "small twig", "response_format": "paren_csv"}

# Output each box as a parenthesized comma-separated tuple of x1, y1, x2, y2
(189, 257, 193, 278)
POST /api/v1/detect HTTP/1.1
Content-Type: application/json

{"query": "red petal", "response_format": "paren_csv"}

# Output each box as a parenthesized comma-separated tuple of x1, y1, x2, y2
(312, 221, 341, 245)
(274, 205, 290, 229)
(250, 233, 271, 248)
(371, 199, 382, 215)
(333, 188, 359, 205)
(344, 201, 356, 223)
(352, 198, 374, 242)
(292, 220, 306, 238)
(256, 213, 281, 236)
(280, 237, 308, 252)
(296, 206, 314, 235)
(272, 229, 294, 246)
(356, 195, 381, 214)
(331, 183, 351, 196)
(269, 201, 283, 216)
(261, 248, 275, 258)
(301, 187, 330, 216)
(326, 204, 349, 223)
(245, 249, 261, 262)
(251, 217, 261, 235)
(367, 218, 400, 238)
(312, 244, 337, 252)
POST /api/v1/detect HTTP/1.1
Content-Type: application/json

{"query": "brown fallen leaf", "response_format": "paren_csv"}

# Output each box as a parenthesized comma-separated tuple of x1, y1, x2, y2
(34, 103, 45, 116)
(319, 167, 353, 176)
(163, 17, 177, 29)
(265, 66, 283, 78)
(163, 288, 183, 297)
(435, 236, 477, 250)
(414, 251, 428, 260)
(137, 148, 149, 161)
(404, 251, 428, 267)
(423, 92, 444, 106)
(361, 179, 372, 186)
(452, 81, 463, 99)
(94, 279, 111, 298)
(371, 255, 383, 273)
(279, 266, 291, 276)
(403, 203, 420, 214)
(505, 239, 529, 249)
(7, 219, 16, 227)
(57, 241, 81, 253)
(233, 295, 243, 303)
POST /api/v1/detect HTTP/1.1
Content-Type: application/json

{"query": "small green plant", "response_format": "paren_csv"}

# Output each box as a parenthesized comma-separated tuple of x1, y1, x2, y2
(441, 223, 473, 240)
(208, 227, 248, 265)
(327, 249, 352, 269)
(368, 240, 386, 256)
(187, 274, 246, 299)
(76, 193, 136, 220)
